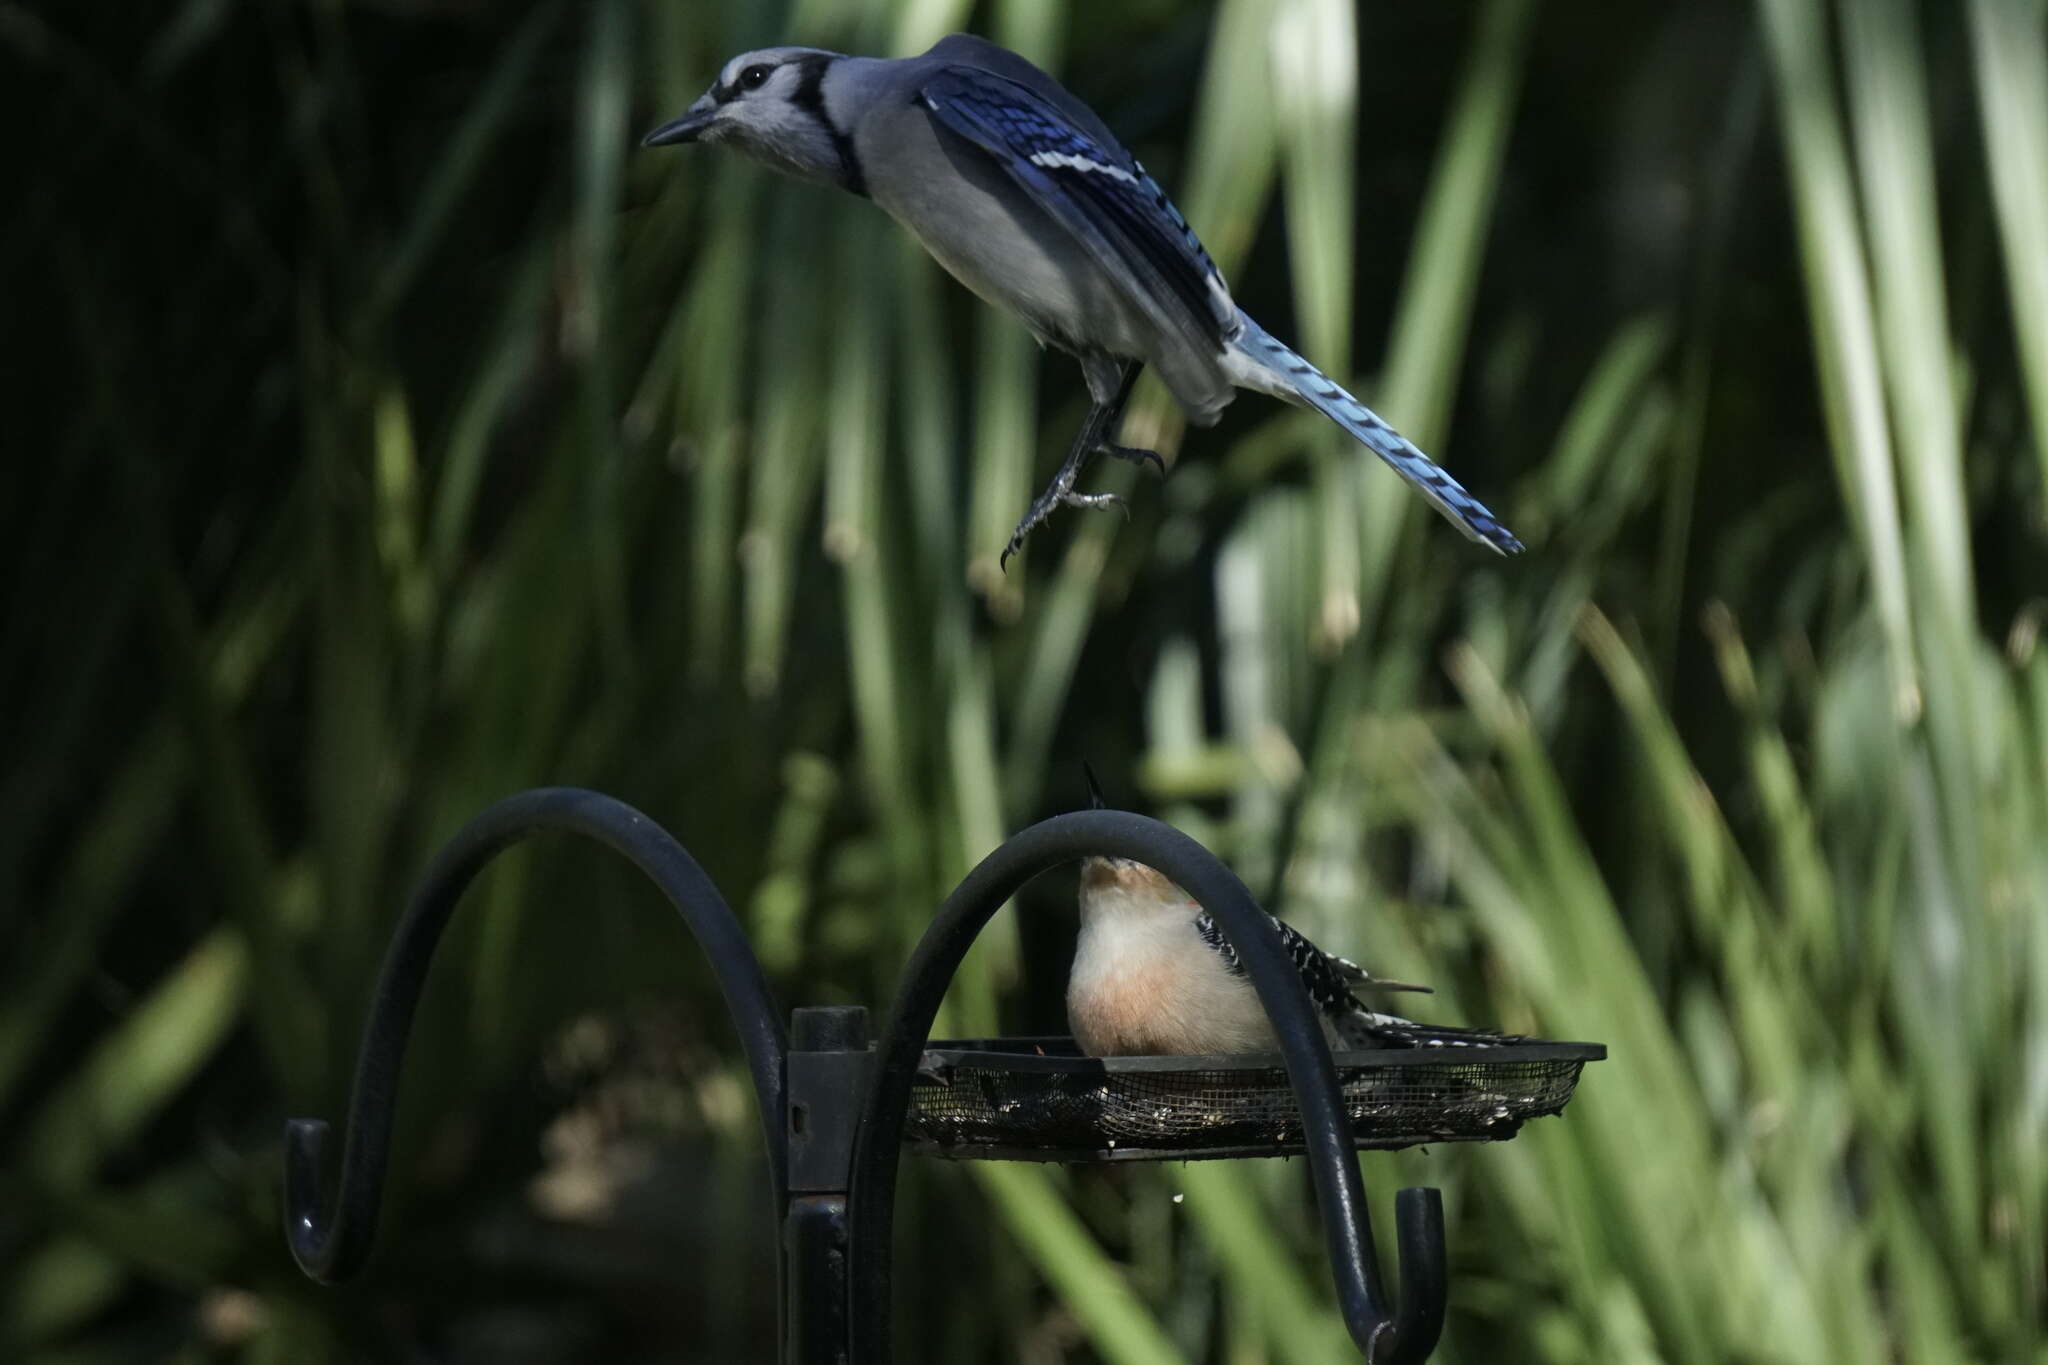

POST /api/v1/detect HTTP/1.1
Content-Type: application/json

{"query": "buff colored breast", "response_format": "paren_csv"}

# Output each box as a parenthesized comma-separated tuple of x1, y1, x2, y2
(1065, 859, 1281, 1057)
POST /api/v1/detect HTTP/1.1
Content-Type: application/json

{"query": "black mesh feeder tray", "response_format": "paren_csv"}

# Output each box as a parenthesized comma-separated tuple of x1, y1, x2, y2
(282, 788, 1607, 1364)
(907, 1035, 1603, 1163)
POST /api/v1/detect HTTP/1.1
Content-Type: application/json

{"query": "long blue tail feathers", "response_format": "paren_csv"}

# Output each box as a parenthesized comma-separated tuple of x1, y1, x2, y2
(1232, 315, 1524, 555)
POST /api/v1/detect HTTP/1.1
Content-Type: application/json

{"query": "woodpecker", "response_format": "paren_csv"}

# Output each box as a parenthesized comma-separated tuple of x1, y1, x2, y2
(1063, 772, 1499, 1057)
(642, 35, 1523, 566)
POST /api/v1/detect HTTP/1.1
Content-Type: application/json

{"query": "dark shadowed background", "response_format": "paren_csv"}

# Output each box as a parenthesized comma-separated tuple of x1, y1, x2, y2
(4, 0, 2045, 1360)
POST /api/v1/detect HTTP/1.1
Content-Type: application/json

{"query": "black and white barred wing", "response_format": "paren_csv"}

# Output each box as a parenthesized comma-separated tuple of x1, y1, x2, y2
(1194, 910, 1515, 1050)
(917, 65, 1236, 357)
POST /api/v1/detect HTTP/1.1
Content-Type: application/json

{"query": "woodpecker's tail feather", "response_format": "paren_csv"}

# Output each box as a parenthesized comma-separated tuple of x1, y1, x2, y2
(1229, 313, 1524, 555)
(1325, 951, 1432, 995)
(1334, 1010, 1520, 1050)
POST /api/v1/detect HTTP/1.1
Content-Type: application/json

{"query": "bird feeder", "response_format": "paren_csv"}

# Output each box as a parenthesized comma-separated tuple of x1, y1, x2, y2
(284, 787, 1602, 1363)
(905, 1036, 1598, 1163)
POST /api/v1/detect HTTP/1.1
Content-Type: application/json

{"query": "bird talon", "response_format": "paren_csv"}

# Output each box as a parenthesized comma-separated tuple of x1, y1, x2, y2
(1002, 501, 1057, 569)
(1103, 444, 1165, 478)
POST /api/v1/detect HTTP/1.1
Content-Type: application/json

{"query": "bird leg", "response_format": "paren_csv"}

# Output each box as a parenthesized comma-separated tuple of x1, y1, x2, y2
(1000, 389, 1127, 570)
(1000, 359, 1158, 570)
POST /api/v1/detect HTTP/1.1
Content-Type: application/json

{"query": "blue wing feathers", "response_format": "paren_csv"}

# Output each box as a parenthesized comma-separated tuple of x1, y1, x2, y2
(919, 66, 1233, 351)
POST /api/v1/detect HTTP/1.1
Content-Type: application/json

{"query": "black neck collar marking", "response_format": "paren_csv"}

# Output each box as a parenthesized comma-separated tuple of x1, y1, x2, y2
(791, 54, 867, 198)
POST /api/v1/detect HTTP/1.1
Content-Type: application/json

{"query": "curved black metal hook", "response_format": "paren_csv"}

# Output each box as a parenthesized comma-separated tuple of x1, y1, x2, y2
(283, 787, 788, 1284)
(848, 810, 1447, 1363)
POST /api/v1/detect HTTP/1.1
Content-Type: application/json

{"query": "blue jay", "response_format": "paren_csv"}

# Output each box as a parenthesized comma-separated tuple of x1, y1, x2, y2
(1065, 767, 1503, 1057)
(644, 35, 1524, 567)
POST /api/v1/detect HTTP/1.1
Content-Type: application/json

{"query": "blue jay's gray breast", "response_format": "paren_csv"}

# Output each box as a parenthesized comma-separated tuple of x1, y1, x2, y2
(857, 100, 1142, 359)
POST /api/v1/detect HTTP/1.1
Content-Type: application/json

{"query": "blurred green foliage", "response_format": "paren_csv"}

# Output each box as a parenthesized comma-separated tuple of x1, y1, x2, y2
(5, 0, 2046, 1360)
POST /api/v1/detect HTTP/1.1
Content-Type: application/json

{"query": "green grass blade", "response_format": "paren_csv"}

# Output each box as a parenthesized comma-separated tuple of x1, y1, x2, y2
(971, 1164, 1187, 1365)
(19, 930, 249, 1187)
(1755, 0, 1918, 711)
(1967, 0, 2048, 503)
(1363, 0, 1535, 611)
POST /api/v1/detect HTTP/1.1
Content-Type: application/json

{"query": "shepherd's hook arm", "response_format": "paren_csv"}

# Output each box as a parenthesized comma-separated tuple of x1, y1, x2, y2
(282, 787, 787, 1284)
(846, 810, 1447, 1363)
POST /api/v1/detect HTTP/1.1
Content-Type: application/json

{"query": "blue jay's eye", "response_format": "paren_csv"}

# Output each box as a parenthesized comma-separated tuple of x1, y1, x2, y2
(739, 64, 773, 91)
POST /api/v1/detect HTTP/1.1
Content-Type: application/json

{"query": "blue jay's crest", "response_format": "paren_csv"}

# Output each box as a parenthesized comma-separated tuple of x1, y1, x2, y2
(918, 66, 1237, 360)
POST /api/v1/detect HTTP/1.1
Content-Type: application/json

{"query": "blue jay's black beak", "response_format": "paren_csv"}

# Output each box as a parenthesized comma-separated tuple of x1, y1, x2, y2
(641, 107, 716, 147)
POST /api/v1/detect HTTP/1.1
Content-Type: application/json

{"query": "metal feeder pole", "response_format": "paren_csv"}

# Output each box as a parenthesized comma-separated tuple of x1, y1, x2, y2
(782, 1004, 871, 1362)
(278, 790, 793, 1312)
(283, 789, 1449, 1363)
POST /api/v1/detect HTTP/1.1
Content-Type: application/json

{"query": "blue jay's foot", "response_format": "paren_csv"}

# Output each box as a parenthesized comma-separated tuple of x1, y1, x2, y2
(1000, 479, 1131, 571)
(1101, 444, 1165, 477)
